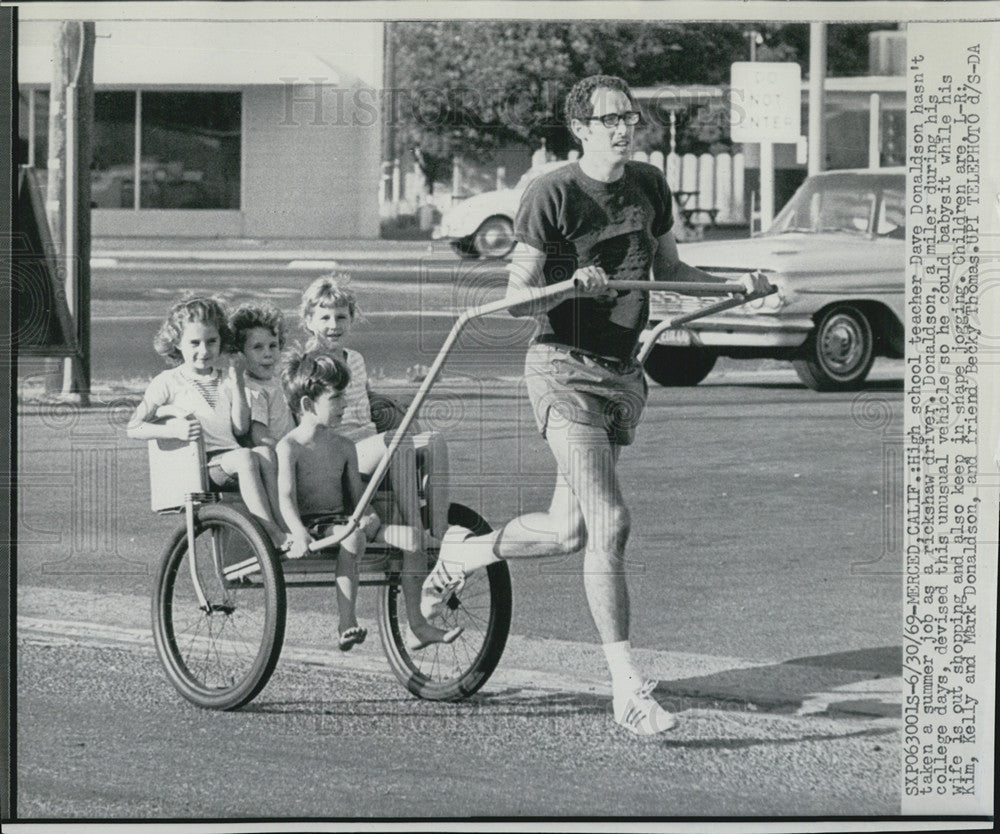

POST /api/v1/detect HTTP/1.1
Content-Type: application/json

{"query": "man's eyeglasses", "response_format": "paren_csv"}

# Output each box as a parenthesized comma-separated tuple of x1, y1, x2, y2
(586, 111, 641, 128)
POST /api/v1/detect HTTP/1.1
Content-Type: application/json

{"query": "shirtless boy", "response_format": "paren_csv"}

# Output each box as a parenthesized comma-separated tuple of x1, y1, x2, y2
(276, 350, 373, 651)
(277, 349, 460, 652)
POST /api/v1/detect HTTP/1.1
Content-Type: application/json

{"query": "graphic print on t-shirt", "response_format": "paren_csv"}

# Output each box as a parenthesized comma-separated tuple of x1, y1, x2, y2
(515, 161, 672, 360)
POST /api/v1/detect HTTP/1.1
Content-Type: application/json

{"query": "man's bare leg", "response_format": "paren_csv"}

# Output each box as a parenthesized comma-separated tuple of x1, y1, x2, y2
(541, 421, 628, 644)
(421, 418, 677, 734)
(494, 466, 587, 558)
(419, 458, 587, 616)
(422, 419, 627, 639)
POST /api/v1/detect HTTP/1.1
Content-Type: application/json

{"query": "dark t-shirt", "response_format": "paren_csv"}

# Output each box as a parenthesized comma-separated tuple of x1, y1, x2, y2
(514, 160, 674, 361)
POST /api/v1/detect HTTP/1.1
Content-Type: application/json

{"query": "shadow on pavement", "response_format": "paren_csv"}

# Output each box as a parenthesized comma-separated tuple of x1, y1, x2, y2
(250, 645, 901, 724)
(655, 645, 902, 718)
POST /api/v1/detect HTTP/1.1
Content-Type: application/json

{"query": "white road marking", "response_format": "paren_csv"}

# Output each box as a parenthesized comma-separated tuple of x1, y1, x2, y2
(287, 260, 342, 270)
(17, 612, 900, 716)
(91, 310, 490, 322)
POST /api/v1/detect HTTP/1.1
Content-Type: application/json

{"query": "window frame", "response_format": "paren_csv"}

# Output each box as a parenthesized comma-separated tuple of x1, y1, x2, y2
(22, 84, 245, 213)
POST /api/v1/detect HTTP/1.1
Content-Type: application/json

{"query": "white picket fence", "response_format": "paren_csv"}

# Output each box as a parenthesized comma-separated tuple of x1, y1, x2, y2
(637, 150, 746, 225)
(382, 149, 748, 227)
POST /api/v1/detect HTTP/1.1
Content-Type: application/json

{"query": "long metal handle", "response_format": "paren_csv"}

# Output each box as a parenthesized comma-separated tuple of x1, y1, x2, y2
(307, 276, 765, 551)
(636, 287, 777, 364)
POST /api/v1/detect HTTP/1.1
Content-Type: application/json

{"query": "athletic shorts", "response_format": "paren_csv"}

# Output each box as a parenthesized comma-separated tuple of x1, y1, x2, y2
(523, 341, 647, 446)
(205, 448, 240, 489)
(301, 512, 349, 538)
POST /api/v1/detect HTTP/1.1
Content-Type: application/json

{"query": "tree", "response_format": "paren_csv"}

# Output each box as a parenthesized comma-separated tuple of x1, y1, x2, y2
(390, 21, 572, 189)
(391, 21, 884, 186)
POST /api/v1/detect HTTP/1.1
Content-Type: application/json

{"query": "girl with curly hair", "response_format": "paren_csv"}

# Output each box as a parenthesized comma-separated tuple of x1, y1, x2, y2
(126, 296, 286, 545)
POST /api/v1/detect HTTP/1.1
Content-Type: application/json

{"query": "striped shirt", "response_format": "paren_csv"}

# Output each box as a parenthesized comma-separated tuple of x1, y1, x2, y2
(139, 366, 240, 452)
(187, 374, 220, 408)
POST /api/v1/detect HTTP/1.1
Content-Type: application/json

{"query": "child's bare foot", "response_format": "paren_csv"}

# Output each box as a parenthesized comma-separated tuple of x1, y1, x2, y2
(406, 622, 463, 652)
(338, 625, 367, 651)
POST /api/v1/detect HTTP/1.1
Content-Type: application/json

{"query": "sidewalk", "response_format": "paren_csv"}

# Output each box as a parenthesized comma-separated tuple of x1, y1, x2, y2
(91, 226, 751, 269)
(91, 237, 434, 258)
(91, 236, 442, 269)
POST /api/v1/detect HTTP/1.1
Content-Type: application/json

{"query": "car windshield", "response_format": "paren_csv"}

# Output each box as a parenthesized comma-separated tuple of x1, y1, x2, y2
(768, 177, 884, 236)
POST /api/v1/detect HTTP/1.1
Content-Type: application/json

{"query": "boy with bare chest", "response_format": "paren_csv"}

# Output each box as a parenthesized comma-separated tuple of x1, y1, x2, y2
(277, 351, 376, 650)
(277, 350, 460, 652)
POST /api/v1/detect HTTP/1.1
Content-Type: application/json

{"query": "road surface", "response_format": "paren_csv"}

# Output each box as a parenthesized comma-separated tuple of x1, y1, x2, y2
(14, 255, 905, 818)
(15, 373, 904, 818)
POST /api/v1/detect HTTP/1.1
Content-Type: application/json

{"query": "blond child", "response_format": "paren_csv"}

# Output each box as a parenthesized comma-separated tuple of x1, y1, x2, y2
(126, 296, 286, 544)
(298, 277, 458, 649)
(299, 274, 450, 509)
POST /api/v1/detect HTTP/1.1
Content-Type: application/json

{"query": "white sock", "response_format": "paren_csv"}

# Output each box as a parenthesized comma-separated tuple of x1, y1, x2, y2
(603, 640, 644, 697)
(441, 527, 501, 573)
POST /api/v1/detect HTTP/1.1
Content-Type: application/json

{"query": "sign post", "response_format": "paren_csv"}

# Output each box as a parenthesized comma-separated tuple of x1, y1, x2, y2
(730, 62, 801, 231)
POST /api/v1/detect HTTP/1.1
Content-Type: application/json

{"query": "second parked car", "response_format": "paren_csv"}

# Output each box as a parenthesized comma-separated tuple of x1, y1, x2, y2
(638, 168, 905, 391)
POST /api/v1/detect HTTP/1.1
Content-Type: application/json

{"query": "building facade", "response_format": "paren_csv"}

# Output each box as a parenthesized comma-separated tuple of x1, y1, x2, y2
(18, 20, 384, 239)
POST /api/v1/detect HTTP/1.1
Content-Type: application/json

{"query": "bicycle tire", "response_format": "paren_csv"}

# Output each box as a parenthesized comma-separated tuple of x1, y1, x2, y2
(376, 503, 512, 701)
(152, 503, 286, 710)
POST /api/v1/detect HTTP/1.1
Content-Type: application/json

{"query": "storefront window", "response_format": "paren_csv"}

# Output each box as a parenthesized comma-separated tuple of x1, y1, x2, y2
(92, 91, 136, 208)
(27, 88, 241, 210)
(139, 92, 241, 209)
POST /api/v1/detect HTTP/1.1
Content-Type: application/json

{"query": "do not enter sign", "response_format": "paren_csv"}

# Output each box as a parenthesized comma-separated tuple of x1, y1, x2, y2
(730, 62, 801, 143)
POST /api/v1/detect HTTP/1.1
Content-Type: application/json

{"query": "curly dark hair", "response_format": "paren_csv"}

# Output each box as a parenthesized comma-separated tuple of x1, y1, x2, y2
(563, 74, 636, 144)
(229, 302, 286, 352)
(281, 348, 351, 416)
(153, 296, 233, 365)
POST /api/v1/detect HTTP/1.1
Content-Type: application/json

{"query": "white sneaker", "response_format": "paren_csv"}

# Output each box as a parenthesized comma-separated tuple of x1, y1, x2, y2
(613, 680, 679, 736)
(419, 525, 472, 620)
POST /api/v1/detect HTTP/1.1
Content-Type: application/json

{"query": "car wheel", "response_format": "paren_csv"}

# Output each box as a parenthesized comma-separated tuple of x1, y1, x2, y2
(643, 345, 717, 387)
(792, 304, 875, 391)
(471, 216, 516, 259)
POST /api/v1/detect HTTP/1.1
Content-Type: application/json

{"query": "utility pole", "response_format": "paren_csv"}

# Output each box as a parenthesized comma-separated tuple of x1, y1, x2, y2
(383, 21, 401, 215)
(807, 22, 827, 176)
(45, 20, 94, 402)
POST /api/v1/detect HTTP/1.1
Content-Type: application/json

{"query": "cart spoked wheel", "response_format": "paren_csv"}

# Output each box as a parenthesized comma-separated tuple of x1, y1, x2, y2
(377, 503, 512, 701)
(152, 503, 286, 710)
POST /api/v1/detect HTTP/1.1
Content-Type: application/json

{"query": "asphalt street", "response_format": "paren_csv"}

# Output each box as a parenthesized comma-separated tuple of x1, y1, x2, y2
(16, 621, 899, 818)
(14, 252, 907, 819)
(23, 258, 525, 385)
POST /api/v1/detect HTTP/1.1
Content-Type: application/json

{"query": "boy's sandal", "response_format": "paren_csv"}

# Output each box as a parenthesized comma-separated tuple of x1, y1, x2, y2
(338, 626, 368, 652)
(406, 626, 463, 652)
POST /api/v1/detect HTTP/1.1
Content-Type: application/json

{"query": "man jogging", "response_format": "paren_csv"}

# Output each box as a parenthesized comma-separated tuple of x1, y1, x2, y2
(423, 74, 771, 736)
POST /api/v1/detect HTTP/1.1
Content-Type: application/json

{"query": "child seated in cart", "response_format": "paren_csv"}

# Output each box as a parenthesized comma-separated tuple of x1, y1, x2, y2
(299, 275, 457, 650)
(277, 349, 462, 651)
(229, 302, 297, 447)
(127, 296, 287, 545)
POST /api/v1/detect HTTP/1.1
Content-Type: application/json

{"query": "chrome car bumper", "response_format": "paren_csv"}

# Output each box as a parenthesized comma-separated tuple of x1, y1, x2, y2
(640, 313, 814, 349)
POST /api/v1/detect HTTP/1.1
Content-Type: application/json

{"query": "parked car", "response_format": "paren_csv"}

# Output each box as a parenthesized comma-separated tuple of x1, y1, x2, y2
(638, 168, 905, 392)
(432, 160, 572, 259)
(435, 158, 705, 259)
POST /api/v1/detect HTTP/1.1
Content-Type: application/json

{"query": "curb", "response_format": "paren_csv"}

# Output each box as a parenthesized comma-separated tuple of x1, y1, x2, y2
(90, 245, 454, 270)
(15, 360, 906, 407)
(17, 604, 901, 722)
